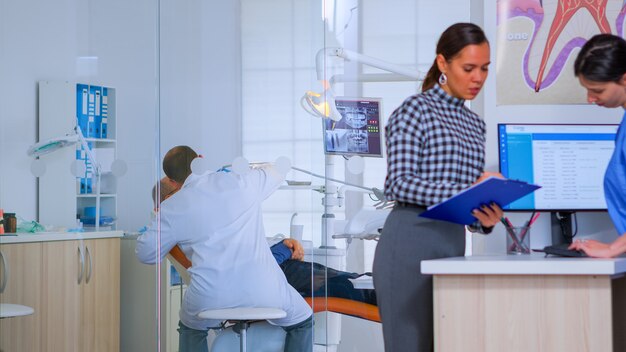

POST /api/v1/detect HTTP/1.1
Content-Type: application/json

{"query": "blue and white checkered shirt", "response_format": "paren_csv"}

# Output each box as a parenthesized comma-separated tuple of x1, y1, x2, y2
(384, 84, 486, 207)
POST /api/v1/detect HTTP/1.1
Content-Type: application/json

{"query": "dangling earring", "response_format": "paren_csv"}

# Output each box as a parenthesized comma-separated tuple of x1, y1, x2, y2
(438, 72, 448, 85)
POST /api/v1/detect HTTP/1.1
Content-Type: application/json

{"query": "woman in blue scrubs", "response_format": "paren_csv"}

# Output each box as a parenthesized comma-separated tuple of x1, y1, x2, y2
(570, 34, 626, 258)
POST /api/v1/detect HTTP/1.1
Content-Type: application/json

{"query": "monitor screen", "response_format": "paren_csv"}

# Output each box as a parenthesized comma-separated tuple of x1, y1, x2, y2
(498, 123, 618, 211)
(323, 97, 383, 157)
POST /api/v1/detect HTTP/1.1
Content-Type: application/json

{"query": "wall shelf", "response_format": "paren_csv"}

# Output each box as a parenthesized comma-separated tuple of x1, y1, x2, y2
(38, 80, 118, 230)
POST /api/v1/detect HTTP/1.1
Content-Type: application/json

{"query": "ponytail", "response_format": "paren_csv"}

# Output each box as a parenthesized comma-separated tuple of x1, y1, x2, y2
(421, 59, 441, 92)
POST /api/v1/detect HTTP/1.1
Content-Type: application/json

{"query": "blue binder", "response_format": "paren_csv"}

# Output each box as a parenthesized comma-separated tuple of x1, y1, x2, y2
(419, 177, 541, 225)
(76, 84, 89, 137)
(89, 85, 101, 138)
(101, 87, 108, 138)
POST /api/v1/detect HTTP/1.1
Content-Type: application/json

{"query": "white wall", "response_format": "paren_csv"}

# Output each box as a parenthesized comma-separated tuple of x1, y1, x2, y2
(0, 0, 159, 232)
(159, 0, 242, 168)
(0, 0, 81, 221)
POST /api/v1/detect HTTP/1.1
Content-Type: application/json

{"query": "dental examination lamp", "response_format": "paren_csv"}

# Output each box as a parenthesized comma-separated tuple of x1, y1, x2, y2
(27, 126, 126, 231)
(301, 47, 425, 121)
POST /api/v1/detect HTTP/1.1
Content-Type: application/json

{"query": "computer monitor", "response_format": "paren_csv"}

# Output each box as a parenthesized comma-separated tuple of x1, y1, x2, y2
(323, 97, 383, 157)
(499, 123, 618, 244)
(498, 123, 618, 211)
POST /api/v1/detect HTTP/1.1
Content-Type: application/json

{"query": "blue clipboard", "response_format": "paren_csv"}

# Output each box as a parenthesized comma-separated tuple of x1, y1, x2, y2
(419, 177, 541, 225)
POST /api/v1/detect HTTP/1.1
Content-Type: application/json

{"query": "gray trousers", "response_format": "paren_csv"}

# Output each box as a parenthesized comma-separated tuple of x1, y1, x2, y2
(178, 316, 313, 352)
(373, 204, 465, 352)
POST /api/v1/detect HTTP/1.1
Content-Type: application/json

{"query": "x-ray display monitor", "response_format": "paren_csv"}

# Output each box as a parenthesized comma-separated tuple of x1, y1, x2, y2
(324, 97, 383, 157)
(498, 123, 618, 211)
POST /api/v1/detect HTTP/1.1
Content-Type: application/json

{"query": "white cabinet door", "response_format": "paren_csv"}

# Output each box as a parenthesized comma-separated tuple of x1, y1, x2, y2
(41, 240, 83, 352)
(81, 238, 120, 352)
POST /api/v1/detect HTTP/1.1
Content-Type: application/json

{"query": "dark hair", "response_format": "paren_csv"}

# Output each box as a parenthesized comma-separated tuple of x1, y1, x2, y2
(422, 23, 489, 92)
(574, 34, 626, 83)
(163, 145, 198, 184)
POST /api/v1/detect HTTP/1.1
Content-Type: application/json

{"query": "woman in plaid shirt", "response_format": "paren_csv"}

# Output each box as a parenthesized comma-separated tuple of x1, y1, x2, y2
(373, 23, 503, 352)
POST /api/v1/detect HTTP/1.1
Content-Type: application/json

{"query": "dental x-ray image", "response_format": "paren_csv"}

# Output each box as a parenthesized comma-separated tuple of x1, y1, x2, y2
(323, 97, 382, 157)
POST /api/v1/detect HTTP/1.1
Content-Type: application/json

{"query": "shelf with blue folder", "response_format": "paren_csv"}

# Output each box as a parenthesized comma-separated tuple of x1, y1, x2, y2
(74, 83, 117, 230)
(38, 81, 118, 231)
(77, 84, 113, 140)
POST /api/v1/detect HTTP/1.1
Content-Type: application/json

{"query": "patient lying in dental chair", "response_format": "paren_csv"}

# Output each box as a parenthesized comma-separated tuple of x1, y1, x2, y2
(277, 252, 376, 306)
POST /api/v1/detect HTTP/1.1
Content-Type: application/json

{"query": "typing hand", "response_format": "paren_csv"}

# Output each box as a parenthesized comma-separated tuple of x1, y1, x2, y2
(569, 239, 615, 258)
(282, 238, 304, 261)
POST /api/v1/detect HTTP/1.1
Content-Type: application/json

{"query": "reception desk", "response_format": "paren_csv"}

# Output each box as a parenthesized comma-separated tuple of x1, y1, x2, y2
(422, 254, 626, 352)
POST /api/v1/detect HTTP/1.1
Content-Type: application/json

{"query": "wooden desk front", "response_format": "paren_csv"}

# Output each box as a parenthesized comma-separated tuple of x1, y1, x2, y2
(422, 255, 626, 352)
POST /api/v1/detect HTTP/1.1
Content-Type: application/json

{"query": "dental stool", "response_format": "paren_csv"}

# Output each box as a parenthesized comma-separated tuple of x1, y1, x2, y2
(0, 303, 34, 319)
(198, 307, 286, 352)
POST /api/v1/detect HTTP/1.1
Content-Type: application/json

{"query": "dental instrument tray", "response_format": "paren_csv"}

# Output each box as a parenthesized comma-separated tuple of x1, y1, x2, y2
(286, 180, 312, 186)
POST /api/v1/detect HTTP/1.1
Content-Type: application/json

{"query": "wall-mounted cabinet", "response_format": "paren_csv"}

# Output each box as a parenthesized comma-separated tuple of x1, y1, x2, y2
(38, 81, 117, 230)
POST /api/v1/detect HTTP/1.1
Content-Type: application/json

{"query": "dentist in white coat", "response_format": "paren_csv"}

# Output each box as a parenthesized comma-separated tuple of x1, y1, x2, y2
(136, 146, 313, 352)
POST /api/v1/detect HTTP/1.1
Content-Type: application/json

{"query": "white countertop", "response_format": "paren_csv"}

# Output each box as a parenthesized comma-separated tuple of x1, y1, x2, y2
(0, 230, 124, 244)
(421, 253, 626, 276)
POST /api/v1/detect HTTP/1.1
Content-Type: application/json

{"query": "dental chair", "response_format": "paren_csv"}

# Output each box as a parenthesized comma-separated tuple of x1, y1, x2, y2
(305, 297, 380, 323)
(167, 245, 380, 351)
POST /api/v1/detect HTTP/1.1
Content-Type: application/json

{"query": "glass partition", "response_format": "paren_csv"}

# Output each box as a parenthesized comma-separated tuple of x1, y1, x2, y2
(236, 1, 472, 351)
(1, 0, 474, 351)
(0, 0, 161, 351)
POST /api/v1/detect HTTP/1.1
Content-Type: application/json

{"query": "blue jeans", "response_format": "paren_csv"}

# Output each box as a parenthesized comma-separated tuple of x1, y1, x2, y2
(178, 316, 313, 352)
(178, 321, 211, 352)
(283, 315, 313, 352)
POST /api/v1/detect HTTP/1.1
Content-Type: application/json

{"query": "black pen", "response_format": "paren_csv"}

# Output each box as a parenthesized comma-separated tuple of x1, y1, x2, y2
(501, 217, 527, 252)
(518, 212, 539, 245)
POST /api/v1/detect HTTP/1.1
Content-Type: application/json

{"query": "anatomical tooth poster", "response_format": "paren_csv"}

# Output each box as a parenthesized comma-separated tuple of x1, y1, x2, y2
(496, 0, 626, 105)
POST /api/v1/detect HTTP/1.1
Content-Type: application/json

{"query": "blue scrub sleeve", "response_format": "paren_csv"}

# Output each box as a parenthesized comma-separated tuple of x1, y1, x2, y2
(271, 240, 293, 265)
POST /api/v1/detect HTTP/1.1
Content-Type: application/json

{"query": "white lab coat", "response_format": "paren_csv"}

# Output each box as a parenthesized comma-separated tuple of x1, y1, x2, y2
(136, 166, 312, 330)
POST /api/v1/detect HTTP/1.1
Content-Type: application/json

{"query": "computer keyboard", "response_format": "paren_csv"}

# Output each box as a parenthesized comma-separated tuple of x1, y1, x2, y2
(541, 243, 587, 257)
